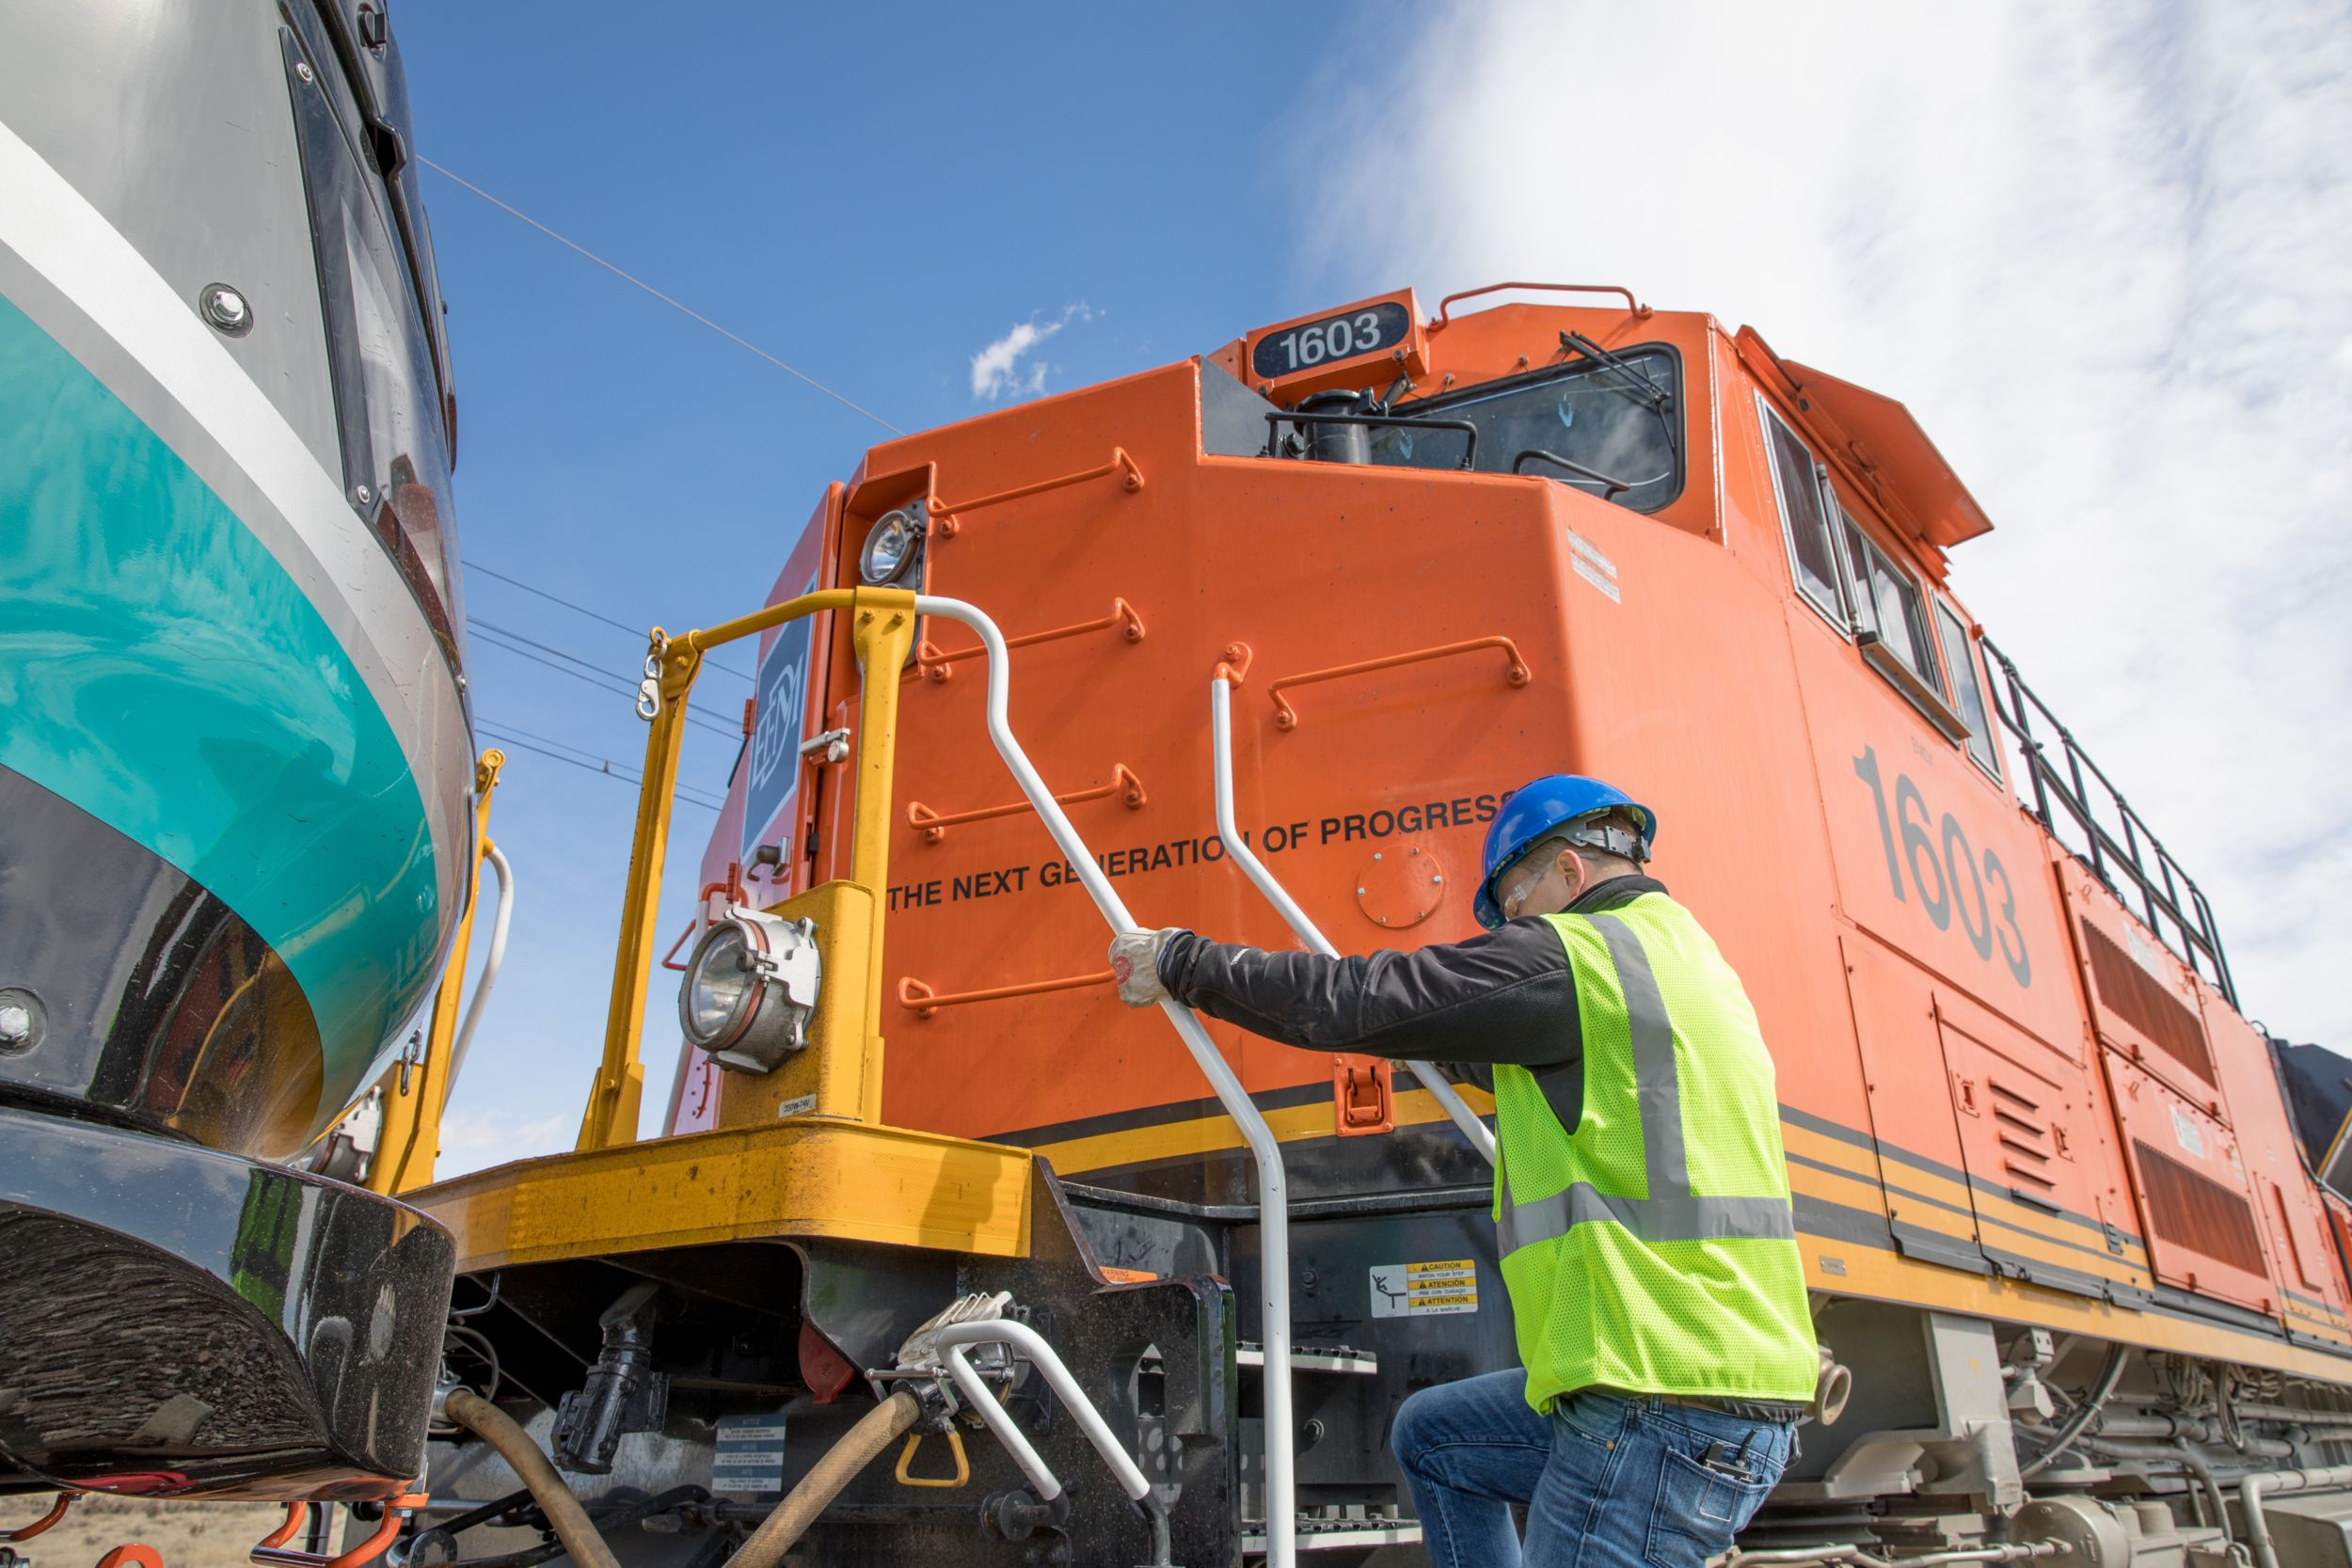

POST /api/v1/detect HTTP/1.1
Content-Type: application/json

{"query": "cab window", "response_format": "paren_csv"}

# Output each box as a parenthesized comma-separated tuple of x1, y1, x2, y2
(1837, 511, 1942, 696)
(1368, 346, 1684, 513)
(1757, 397, 1846, 624)
(1934, 601, 2003, 779)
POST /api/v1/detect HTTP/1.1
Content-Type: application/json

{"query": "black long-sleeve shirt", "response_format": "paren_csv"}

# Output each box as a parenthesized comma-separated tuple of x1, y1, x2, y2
(1155, 875, 1668, 1131)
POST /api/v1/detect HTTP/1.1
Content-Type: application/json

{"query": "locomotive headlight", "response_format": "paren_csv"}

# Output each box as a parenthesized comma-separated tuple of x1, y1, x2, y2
(677, 906, 822, 1073)
(858, 509, 921, 585)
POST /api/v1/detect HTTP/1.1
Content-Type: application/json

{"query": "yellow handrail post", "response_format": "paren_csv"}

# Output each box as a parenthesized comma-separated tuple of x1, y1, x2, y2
(575, 588, 915, 1149)
(370, 749, 505, 1194)
(846, 597, 915, 1122)
(577, 631, 700, 1150)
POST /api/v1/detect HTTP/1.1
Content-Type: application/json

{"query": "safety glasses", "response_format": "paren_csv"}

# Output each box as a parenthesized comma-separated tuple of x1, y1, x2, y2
(1494, 836, 1573, 922)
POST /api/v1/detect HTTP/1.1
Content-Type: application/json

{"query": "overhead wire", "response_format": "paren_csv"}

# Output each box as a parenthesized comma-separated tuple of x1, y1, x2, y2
(411, 162, 842, 824)
(478, 716, 734, 811)
(463, 559, 752, 683)
(466, 623, 742, 741)
(477, 725, 727, 814)
(418, 156, 902, 436)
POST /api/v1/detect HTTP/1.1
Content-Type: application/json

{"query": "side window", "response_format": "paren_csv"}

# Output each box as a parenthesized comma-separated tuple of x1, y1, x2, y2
(281, 18, 462, 675)
(1836, 511, 1943, 696)
(1934, 601, 2003, 779)
(1758, 397, 1847, 626)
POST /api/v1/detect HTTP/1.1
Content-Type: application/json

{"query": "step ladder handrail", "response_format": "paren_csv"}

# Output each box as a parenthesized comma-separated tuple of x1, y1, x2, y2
(1209, 678, 1498, 1166)
(914, 595, 1298, 1568)
(931, 1319, 1156, 1507)
(443, 841, 514, 1096)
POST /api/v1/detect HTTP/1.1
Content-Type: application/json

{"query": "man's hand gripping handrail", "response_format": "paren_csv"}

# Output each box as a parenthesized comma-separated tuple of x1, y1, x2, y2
(1209, 677, 1499, 1165)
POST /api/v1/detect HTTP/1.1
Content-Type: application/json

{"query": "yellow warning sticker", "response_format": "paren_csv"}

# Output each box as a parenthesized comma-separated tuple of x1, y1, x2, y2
(1370, 1259, 1479, 1318)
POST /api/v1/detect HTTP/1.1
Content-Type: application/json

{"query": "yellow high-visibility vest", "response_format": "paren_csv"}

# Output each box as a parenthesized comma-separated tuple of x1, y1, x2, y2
(1492, 892, 1818, 1412)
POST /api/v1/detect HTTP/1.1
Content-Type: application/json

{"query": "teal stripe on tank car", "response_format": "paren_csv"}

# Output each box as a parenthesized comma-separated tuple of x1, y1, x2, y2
(0, 294, 441, 1119)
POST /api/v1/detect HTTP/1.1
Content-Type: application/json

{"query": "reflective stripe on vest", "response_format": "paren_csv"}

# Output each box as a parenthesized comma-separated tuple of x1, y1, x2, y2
(1495, 912, 1795, 1254)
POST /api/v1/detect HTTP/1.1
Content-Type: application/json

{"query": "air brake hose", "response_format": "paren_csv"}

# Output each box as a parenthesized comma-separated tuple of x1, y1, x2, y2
(727, 1389, 925, 1568)
(441, 1388, 623, 1568)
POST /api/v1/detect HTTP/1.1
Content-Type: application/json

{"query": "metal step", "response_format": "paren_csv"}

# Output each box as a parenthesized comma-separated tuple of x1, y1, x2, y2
(1235, 1340, 1379, 1375)
(1242, 1513, 1422, 1555)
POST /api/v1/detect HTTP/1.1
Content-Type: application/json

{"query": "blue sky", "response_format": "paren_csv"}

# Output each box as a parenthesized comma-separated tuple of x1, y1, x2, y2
(405, 2, 2351, 1170)
(400, 2, 1421, 1162)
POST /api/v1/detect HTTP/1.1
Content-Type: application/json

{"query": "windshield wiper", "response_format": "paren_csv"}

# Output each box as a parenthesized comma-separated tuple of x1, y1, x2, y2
(1559, 331, 1670, 412)
(1513, 449, 1633, 497)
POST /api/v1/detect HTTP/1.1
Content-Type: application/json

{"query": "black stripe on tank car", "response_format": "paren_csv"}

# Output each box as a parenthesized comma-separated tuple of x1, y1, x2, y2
(1780, 1101, 2145, 1252)
(994, 1082, 1339, 1149)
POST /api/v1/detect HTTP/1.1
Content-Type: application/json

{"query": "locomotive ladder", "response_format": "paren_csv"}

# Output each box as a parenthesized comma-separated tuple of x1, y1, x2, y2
(923, 603, 1511, 1565)
(915, 595, 1306, 1568)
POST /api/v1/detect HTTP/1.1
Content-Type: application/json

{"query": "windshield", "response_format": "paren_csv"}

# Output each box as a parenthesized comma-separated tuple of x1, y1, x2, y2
(1365, 345, 1683, 512)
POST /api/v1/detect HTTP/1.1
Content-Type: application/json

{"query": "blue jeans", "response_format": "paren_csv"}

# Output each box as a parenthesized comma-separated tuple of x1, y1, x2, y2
(1391, 1372, 1794, 1567)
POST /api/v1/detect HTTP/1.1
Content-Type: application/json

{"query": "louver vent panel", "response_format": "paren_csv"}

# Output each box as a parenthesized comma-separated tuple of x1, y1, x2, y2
(2133, 1139, 2265, 1276)
(2083, 922, 2214, 1085)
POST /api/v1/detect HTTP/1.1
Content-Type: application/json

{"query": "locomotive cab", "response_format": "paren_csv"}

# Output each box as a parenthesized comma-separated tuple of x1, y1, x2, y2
(405, 283, 2352, 1568)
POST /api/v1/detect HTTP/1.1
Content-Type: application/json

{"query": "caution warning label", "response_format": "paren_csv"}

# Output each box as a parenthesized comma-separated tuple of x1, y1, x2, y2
(1369, 1259, 1479, 1319)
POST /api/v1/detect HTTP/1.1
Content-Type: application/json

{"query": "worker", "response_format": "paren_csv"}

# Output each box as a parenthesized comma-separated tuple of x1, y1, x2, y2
(1108, 775, 1819, 1566)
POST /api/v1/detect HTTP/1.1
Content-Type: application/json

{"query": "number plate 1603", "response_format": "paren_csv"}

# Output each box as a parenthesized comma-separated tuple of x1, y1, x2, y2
(1252, 300, 1413, 380)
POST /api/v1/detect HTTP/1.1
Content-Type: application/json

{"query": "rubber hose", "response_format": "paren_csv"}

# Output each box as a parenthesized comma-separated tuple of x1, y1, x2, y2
(728, 1389, 924, 1568)
(2018, 1343, 2127, 1480)
(442, 1388, 623, 1568)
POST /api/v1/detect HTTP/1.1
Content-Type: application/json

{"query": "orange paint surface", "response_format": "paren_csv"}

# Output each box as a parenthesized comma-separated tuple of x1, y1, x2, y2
(660, 285, 2347, 1367)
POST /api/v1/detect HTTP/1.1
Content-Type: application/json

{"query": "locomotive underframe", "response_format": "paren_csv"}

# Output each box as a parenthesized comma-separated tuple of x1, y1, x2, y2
(413, 1155, 2352, 1566)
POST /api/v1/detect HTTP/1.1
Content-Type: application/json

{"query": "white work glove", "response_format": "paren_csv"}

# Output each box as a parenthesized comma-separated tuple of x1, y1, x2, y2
(1108, 928, 1180, 1007)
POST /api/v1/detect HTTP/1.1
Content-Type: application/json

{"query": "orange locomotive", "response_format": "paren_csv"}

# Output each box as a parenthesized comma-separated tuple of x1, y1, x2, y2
(631, 280, 2352, 1560)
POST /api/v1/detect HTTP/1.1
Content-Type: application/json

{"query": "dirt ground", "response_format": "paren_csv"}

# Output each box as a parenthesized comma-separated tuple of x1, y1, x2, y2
(4, 1495, 293, 1568)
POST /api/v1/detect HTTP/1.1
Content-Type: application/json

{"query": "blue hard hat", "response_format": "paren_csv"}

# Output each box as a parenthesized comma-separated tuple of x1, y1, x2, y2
(1474, 774, 1658, 928)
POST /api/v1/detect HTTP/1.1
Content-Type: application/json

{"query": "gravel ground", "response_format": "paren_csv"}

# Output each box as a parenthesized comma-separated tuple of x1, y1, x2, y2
(5, 1494, 293, 1568)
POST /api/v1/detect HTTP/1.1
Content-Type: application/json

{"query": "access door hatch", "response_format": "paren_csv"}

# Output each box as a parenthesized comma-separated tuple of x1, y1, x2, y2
(2196, 979, 2352, 1345)
(1931, 984, 2135, 1300)
(2103, 1052, 2279, 1314)
(1839, 933, 1979, 1276)
(2060, 857, 2228, 1117)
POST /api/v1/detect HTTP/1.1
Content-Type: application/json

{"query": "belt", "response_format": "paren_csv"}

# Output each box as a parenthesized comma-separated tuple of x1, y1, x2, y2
(1600, 1388, 1807, 1424)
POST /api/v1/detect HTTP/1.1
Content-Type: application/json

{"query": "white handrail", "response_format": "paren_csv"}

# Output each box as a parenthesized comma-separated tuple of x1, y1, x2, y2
(444, 842, 514, 1094)
(1210, 679, 1497, 1165)
(915, 595, 1296, 1568)
(931, 1319, 1155, 1505)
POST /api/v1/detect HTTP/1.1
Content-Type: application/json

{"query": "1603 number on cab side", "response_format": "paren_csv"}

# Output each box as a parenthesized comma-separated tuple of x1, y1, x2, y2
(1852, 746, 2031, 990)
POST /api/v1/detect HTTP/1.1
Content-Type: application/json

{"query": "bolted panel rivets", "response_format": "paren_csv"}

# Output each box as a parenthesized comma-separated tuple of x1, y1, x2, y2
(198, 283, 253, 337)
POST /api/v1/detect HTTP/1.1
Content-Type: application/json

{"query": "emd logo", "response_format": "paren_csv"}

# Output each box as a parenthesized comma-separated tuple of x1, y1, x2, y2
(740, 581, 818, 863)
(746, 652, 803, 797)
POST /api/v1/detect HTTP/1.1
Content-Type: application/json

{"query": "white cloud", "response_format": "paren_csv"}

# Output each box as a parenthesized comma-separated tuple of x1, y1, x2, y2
(434, 1106, 572, 1180)
(1297, 1, 2352, 1043)
(969, 304, 1092, 400)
